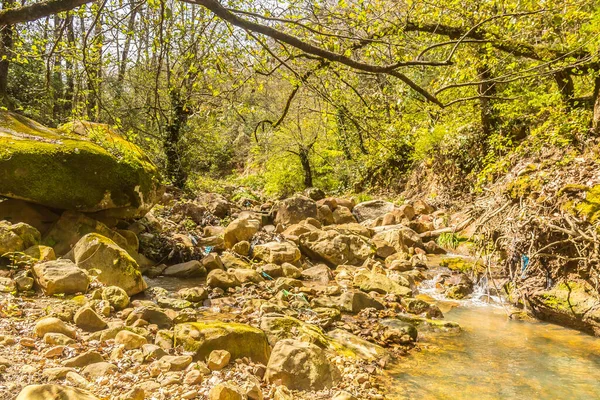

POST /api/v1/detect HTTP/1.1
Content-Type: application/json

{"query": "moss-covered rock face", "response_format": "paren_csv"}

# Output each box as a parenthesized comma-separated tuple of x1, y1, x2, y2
(174, 321, 270, 364)
(73, 233, 147, 296)
(0, 112, 163, 218)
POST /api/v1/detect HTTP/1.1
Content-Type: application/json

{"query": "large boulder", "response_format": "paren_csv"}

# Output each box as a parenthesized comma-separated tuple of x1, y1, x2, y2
(16, 384, 99, 400)
(260, 315, 329, 348)
(223, 217, 260, 249)
(0, 199, 59, 235)
(43, 211, 133, 256)
(299, 230, 373, 267)
(73, 233, 147, 296)
(175, 321, 270, 363)
(33, 259, 89, 295)
(353, 270, 412, 297)
(352, 200, 395, 222)
(253, 241, 301, 264)
(264, 339, 340, 391)
(274, 195, 317, 226)
(0, 112, 163, 218)
(0, 220, 40, 255)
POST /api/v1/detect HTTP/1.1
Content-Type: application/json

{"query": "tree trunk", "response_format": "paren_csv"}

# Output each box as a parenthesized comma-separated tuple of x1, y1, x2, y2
(164, 89, 189, 188)
(477, 64, 498, 136)
(593, 76, 600, 136)
(299, 147, 313, 188)
(63, 12, 75, 115)
(86, 2, 102, 121)
(117, 0, 137, 86)
(0, 0, 14, 105)
(52, 14, 65, 120)
(554, 70, 575, 109)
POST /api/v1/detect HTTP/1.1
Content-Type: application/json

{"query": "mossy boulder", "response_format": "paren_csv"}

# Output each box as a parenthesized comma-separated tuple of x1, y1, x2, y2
(0, 112, 163, 218)
(174, 321, 270, 363)
(260, 315, 330, 348)
(0, 220, 40, 255)
(73, 233, 147, 296)
(529, 281, 600, 333)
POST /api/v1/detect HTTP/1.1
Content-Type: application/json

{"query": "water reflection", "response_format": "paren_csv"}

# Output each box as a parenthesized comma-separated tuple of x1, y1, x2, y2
(389, 305, 600, 399)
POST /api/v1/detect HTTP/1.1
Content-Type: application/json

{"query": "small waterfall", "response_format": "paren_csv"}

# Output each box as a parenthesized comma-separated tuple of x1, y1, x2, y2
(417, 271, 503, 307)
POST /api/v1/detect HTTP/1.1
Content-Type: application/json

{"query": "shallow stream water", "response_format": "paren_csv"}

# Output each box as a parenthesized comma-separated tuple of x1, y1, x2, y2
(389, 287, 600, 399)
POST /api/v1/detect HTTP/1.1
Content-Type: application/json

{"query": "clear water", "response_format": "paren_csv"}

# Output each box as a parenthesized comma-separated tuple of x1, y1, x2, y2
(389, 302, 600, 399)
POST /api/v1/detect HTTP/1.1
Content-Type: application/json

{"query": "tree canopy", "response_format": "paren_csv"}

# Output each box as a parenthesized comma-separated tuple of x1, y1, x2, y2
(1, 0, 599, 195)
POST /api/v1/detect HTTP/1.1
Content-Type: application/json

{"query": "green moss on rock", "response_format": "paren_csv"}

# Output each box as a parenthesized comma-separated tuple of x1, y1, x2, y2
(0, 111, 163, 218)
(174, 321, 270, 364)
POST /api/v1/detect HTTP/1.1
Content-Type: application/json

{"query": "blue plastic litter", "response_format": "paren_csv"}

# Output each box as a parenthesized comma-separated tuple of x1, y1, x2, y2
(261, 271, 274, 280)
(521, 254, 530, 278)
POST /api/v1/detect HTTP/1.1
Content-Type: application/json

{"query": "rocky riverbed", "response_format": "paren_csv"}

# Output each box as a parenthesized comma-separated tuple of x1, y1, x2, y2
(0, 188, 480, 400)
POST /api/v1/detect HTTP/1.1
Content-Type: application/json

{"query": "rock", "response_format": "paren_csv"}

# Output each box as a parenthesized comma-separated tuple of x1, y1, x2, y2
(115, 330, 148, 350)
(201, 253, 224, 272)
(82, 362, 118, 379)
(24, 244, 56, 262)
(424, 240, 447, 254)
(33, 259, 89, 295)
(380, 319, 418, 343)
(73, 233, 147, 296)
(0, 199, 59, 235)
(126, 307, 172, 329)
(223, 217, 260, 248)
(317, 205, 334, 226)
(175, 321, 270, 363)
(332, 391, 358, 400)
(35, 317, 76, 339)
(352, 200, 395, 222)
(232, 268, 264, 284)
(160, 355, 193, 371)
(220, 252, 250, 269)
(326, 223, 372, 238)
(120, 388, 145, 400)
(253, 241, 301, 264)
(142, 344, 167, 361)
(63, 351, 104, 368)
(178, 287, 208, 302)
(0, 277, 15, 292)
(301, 264, 332, 283)
(207, 349, 231, 370)
(74, 307, 107, 332)
(231, 240, 251, 256)
(0, 113, 163, 218)
(43, 211, 132, 256)
(274, 195, 317, 226)
(102, 286, 130, 310)
(172, 201, 207, 224)
(209, 382, 244, 400)
(445, 274, 474, 299)
(0, 220, 40, 254)
(183, 369, 204, 385)
(353, 271, 412, 297)
(163, 260, 206, 278)
(260, 315, 329, 348)
(15, 273, 34, 291)
(258, 263, 283, 279)
(15, 384, 99, 400)
(327, 329, 387, 361)
(339, 291, 384, 313)
(413, 199, 435, 215)
(197, 192, 232, 218)
(43, 367, 75, 381)
(44, 333, 76, 345)
(304, 187, 325, 201)
(299, 229, 373, 267)
(332, 206, 356, 224)
(265, 339, 339, 390)
(207, 269, 241, 290)
(281, 263, 301, 278)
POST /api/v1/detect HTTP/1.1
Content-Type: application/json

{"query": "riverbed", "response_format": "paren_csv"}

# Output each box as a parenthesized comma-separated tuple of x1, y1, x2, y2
(388, 301, 600, 399)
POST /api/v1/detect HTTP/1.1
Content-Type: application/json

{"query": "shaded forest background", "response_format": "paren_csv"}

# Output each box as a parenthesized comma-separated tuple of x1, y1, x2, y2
(2, 0, 600, 200)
